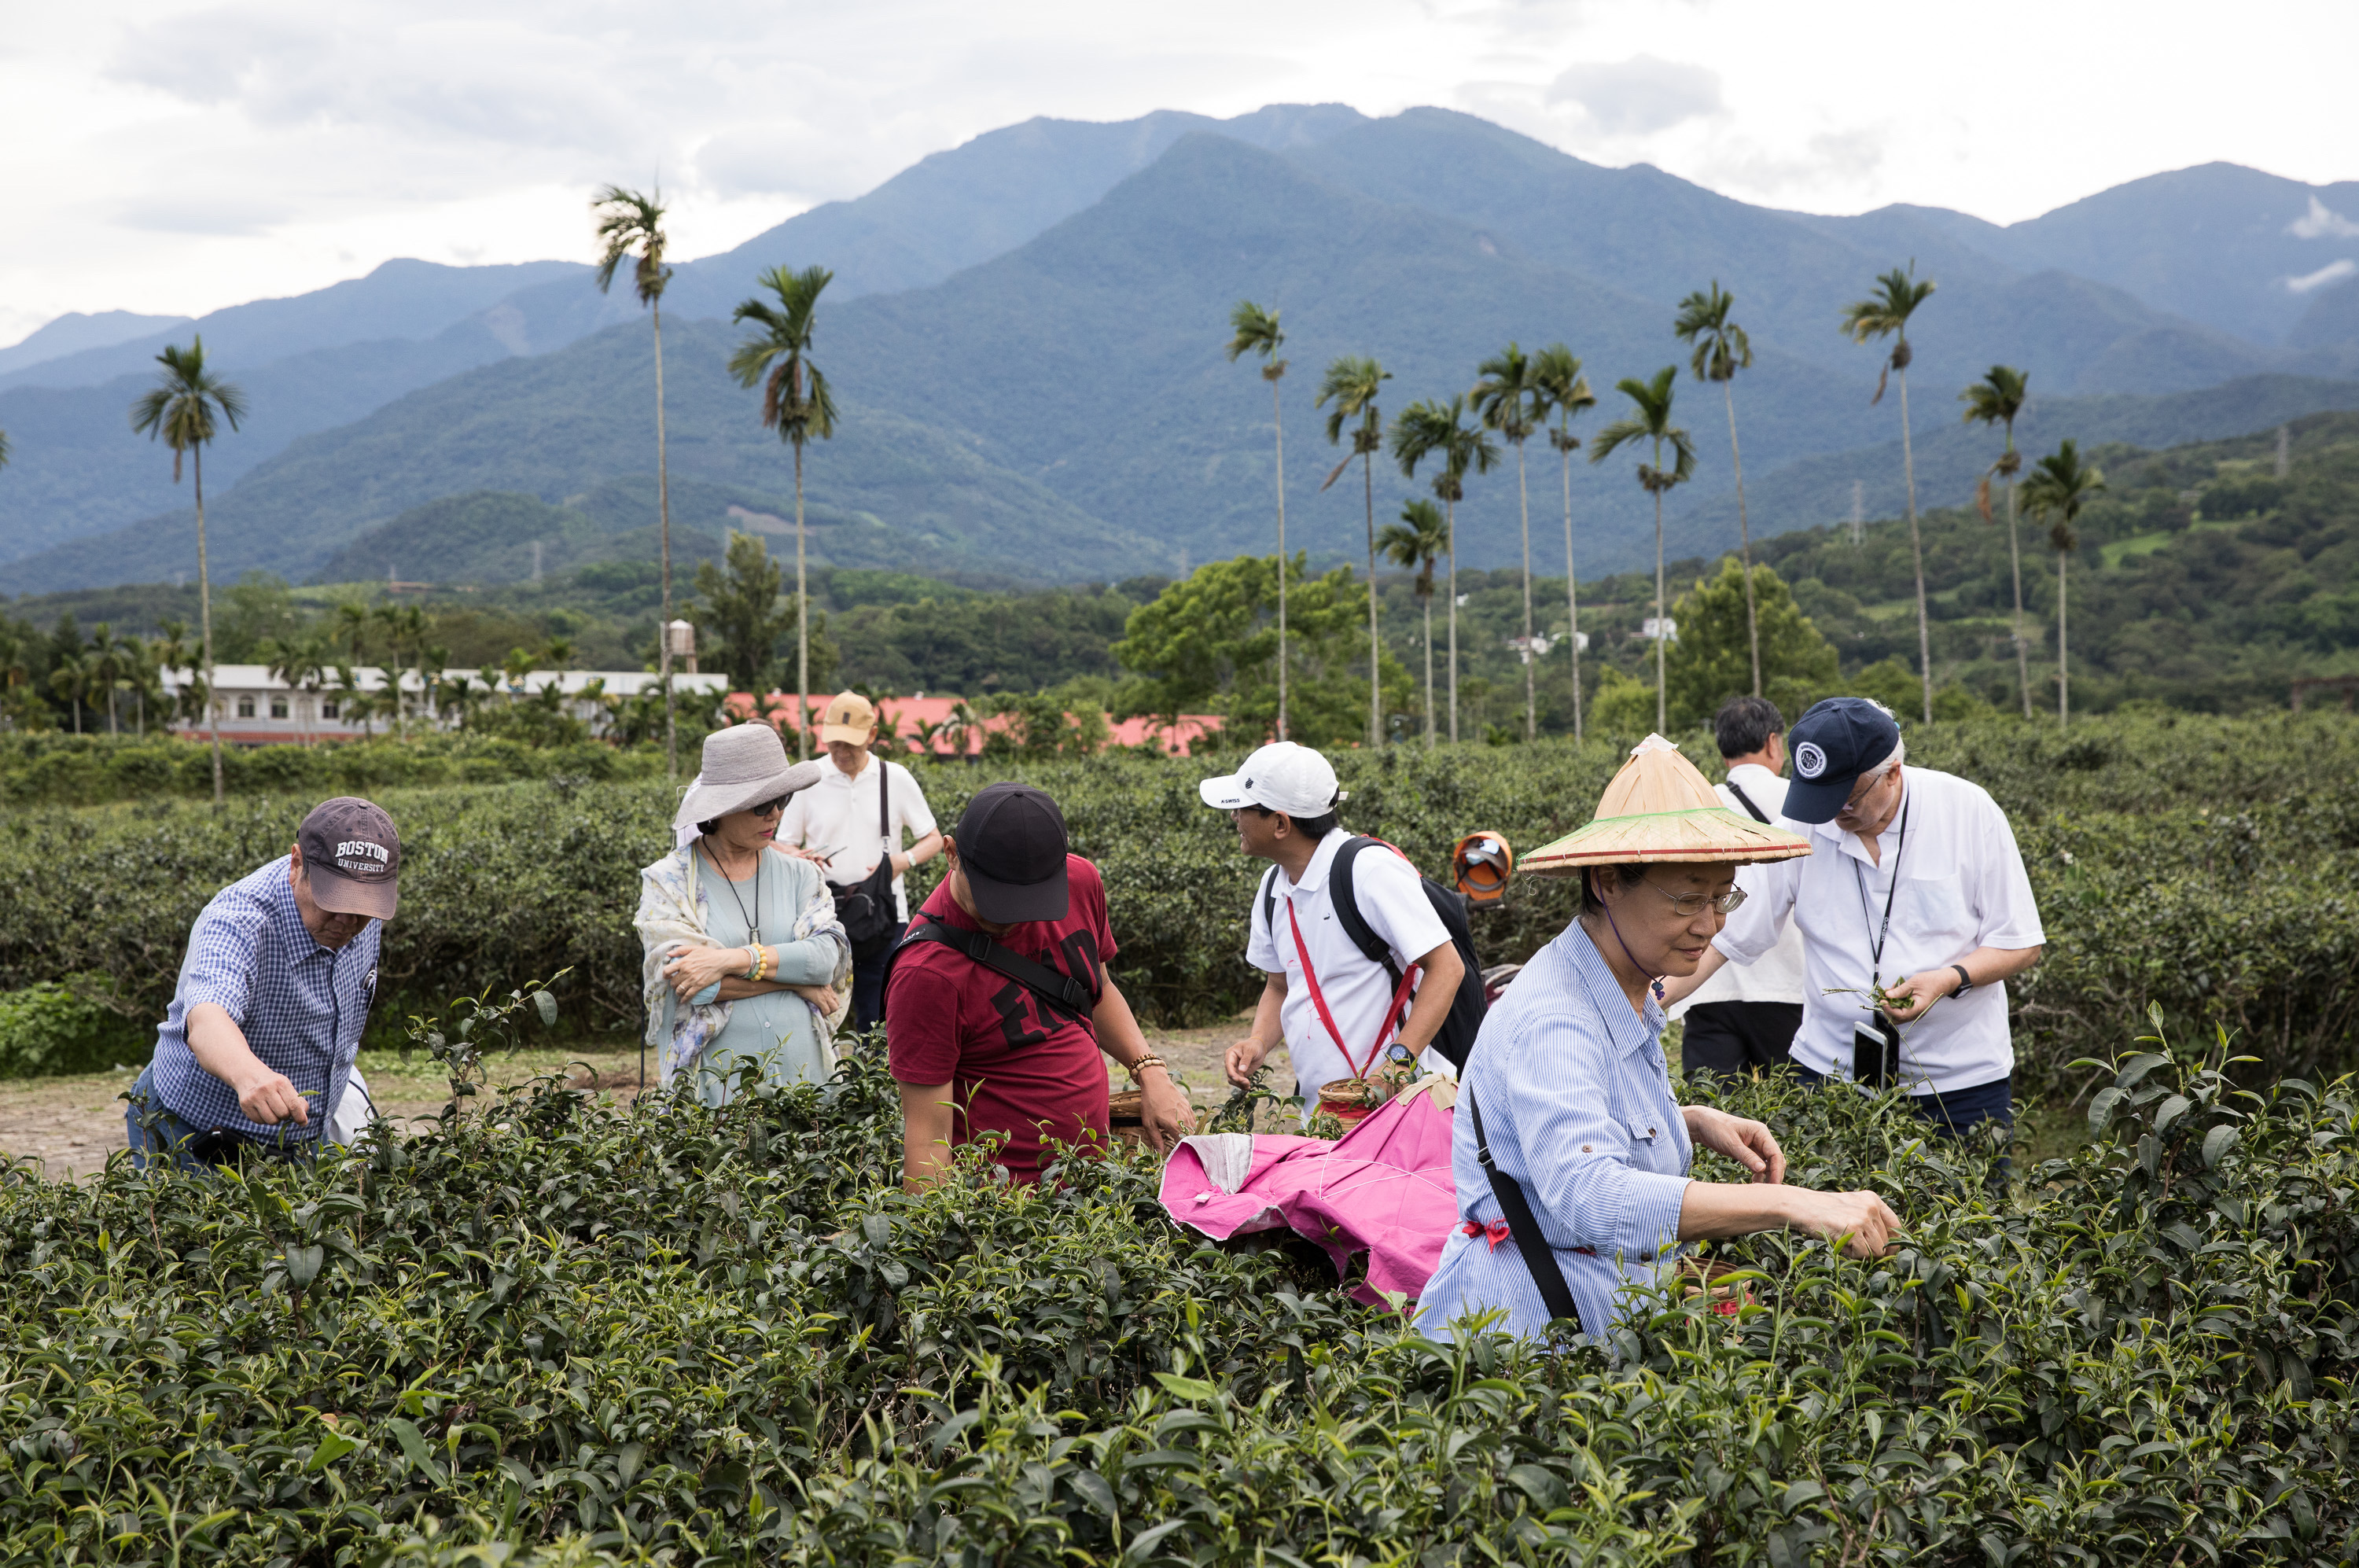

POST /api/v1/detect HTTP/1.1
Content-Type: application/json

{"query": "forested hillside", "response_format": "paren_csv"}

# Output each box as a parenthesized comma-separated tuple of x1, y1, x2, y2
(10, 107, 2359, 596)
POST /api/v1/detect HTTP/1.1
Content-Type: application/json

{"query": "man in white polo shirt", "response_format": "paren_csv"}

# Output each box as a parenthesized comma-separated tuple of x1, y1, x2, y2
(778, 690, 943, 1032)
(1671, 696, 1809, 1080)
(1665, 697, 2044, 1136)
(1202, 742, 1466, 1119)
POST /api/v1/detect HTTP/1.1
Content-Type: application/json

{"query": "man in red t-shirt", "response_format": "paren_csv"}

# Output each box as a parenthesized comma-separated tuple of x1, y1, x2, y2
(885, 782, 1194, 1187)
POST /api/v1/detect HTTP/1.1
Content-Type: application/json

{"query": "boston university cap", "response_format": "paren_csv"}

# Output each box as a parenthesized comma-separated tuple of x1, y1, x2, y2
(296, 797, 401, 919)
(1781, 698, 1903, 825)
(954, 782, 1071, 924)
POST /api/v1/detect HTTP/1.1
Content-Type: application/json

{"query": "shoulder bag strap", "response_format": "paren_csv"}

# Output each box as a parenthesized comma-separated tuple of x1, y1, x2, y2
(1467, 1086, 1585, 1331)
(900, 912, 1097, 1022)
(1724, 779, 1772, 825)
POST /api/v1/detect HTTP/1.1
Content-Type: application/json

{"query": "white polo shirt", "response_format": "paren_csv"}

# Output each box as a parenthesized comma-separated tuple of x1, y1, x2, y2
(777, 755, 939, 922)
(1246, 829, 1452, 1110)
(1671, 761, 1806, 1014)
(1713, 766, 2044, 1095)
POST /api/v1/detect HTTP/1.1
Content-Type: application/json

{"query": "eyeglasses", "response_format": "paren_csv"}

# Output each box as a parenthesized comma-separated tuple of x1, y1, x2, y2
(750, 795, 789, 816)
(1640, 878, 1746, 918)
(1841, 767, 1900, 812)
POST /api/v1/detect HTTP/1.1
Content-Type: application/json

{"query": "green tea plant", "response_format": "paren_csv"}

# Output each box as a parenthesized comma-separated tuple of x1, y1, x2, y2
(1, 1004, 2351, 1566)
(0, 714, 2353, 1084)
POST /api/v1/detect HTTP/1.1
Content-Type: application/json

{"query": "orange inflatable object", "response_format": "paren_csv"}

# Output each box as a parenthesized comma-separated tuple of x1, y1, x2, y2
(1452, 831, 1514, 909)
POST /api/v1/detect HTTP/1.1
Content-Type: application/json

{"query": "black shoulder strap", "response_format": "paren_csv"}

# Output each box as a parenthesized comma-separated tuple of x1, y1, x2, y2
(898, 912, 1095, 1021)
(1467, 1087, 1584, 1331)
(1725, 779, 1772, 825)
(1259, 863, 1282, 945)
(1328, 837, 1402, 978)
(878, 757, 891, 837)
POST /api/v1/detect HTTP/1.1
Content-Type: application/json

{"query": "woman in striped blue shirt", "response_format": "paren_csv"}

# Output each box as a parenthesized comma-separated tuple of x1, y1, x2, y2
(1420, 736, 1902, 1343)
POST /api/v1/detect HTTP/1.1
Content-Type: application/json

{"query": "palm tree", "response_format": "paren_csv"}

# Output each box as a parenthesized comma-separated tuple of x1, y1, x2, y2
(729, 264, 838, 760)
(1317, 355, 1393, 749)
(592, 184, 679, 778)
(1377, 499, 1448, 745)
(266, 635, 328, 747)
(1841, 264, 1940, 723)
(1532, 346, 1596, 740)
(48, 652, 91, 734)
(1962, 366, 2036, 719)
(1471, 344, 1546, 740)
(130, 337, 245, 804)
(2020, 440, 2106, 730)
(1391, 396, 1497, 743)
(1675, 282, 1761, 697)
(1227, 302, 1292, 742)
(86, 623, 127, 736)
(1590, 368, 1698, 734)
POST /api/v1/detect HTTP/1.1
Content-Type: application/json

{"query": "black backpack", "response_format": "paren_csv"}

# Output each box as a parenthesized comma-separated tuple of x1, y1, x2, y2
(1259, 836, 1488, 1071)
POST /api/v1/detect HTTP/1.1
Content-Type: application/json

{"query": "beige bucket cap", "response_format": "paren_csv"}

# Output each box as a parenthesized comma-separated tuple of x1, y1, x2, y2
(1522, 734, 1812, 875)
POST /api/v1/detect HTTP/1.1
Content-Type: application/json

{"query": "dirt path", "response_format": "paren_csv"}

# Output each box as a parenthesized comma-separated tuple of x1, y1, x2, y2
(0, 1025, 1283, 1183)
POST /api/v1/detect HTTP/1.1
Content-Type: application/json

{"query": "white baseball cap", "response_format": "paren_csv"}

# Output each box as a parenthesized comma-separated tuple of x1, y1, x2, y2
(1197, 742, 1347, 818)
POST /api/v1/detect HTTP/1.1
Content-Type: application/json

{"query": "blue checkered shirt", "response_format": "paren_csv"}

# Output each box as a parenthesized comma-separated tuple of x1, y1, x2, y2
(1418, 919, 1694, 1342)
(148, 855, 381, 1147)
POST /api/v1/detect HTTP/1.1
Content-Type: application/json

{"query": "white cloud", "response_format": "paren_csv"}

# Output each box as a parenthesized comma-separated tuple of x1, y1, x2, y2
(1545, 54, 1722, 136)
(2286, 257, 2357, 293)
(6, 0, 2358, 333)
(2287, 194, 2359, 239)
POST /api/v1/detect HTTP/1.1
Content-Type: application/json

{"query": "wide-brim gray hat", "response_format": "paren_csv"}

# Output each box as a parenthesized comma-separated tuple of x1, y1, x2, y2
(673, 723, 826, 830)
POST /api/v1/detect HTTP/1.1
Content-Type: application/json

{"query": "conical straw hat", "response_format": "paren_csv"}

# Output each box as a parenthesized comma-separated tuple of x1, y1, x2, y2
(1522, 734, 1812, 875)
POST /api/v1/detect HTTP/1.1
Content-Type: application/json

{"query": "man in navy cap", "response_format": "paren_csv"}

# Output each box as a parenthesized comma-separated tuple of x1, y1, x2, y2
(129, 797, 399, 1169)
(885, 782, 1194, 1187)
(1663, 698, 2045, 1138)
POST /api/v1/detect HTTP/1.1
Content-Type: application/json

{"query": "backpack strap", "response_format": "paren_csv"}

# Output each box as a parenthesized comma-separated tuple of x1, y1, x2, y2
(1466, 1086, 1585, 1331)
(894, 911, 1096, 1022)
(1330, 837, 1407, 980)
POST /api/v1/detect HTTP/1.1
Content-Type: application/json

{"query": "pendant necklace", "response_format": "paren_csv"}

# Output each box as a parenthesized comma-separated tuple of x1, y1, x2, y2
(705, 839, 763, 944)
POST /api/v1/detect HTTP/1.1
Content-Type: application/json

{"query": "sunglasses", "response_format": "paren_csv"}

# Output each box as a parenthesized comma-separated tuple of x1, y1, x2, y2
(749, 794, 790, 816)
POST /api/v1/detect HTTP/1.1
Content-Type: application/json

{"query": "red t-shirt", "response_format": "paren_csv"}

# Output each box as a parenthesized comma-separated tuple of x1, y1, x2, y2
(885, 854, 1116, 1183)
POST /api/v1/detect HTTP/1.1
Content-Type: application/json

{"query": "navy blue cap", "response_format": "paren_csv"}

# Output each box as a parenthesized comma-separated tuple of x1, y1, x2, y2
(1781, 698, 1902, 824)
(954, 783, 1071, 924)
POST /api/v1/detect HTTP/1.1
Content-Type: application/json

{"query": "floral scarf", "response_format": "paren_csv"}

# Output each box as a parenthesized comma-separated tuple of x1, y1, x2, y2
(636, 843, 850, 1087)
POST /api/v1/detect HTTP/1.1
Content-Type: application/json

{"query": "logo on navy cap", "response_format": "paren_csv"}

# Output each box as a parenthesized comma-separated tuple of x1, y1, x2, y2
(1794, 742, 1827, 779)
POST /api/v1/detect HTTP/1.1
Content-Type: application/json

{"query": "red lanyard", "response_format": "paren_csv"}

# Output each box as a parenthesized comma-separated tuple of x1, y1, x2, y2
(1284, 895, 1422, 1079)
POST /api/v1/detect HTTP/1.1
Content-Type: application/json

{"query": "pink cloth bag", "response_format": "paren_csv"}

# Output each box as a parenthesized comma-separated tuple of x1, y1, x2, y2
(1157, 1086, 1459, 1309)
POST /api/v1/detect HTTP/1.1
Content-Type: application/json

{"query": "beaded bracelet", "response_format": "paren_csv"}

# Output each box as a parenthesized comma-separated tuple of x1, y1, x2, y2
(1128, 1054, 1167, 1081)
(745, 946, 767, 983)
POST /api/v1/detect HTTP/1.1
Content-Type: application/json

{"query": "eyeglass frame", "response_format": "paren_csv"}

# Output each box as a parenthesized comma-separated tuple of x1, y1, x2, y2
(1636, 875, 1747, 918)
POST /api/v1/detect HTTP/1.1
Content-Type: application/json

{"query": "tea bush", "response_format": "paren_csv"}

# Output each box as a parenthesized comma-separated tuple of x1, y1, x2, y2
(0, 974, 141, 1079)
(0, 714, 2353, 1085)
(0, 732, 661, 807)
(1, 1018, 2353, 1565)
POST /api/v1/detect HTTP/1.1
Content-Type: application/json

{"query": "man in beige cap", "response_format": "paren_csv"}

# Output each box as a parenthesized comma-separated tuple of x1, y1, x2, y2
(779, 690, 942, 1032)
(129, 797, 400, 1169)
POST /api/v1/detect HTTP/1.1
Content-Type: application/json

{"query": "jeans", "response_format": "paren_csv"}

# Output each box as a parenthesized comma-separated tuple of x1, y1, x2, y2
(848, 920, 906, 1038)
(125, 1064, 311, 1173)
(1792, 1062, 2015, 1134)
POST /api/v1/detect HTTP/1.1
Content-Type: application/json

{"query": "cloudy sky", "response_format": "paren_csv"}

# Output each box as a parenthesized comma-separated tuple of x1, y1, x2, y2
(6, 0, 2353, 347)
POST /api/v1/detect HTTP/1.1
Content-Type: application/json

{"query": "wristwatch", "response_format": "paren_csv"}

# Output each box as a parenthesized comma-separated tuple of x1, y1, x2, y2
(1950, 964, 1974, 996)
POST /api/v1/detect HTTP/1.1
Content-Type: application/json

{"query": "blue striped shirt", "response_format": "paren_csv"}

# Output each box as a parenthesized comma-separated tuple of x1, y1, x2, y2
(148, 856, 380, 1147)
(1418, 919, 1692, 1342)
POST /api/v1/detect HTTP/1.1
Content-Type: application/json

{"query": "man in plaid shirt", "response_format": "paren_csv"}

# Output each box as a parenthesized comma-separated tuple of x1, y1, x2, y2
(127, 797, 400, 1170)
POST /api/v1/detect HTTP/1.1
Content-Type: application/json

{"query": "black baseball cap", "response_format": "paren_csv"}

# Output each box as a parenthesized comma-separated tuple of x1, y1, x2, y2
(1782, 698, 1903, 825)
(296, 797, 400, 919)
(954, 783, 1071, 923)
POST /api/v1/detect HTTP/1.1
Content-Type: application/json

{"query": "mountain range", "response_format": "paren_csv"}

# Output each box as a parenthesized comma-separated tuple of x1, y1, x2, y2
(5, 102, 2357, 596)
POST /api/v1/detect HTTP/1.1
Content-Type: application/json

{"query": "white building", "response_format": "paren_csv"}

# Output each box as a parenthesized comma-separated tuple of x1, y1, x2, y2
(159, 665, 730, 745)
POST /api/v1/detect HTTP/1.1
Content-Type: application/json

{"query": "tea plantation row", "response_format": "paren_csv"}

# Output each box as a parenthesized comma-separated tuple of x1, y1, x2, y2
(2, 714, 2353, 1090)
(2, 1018, 2353, 1565)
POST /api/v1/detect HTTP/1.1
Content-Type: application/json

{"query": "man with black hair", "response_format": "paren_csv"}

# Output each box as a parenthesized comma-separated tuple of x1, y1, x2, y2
(1202, 742, 1465, 1118)
(1669, 696, 1809, 1080)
